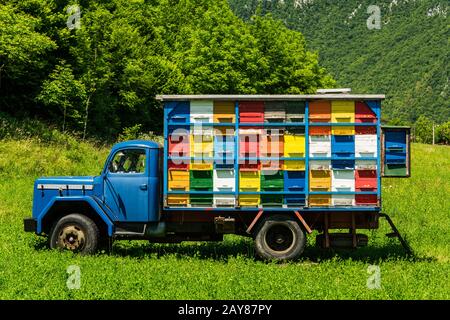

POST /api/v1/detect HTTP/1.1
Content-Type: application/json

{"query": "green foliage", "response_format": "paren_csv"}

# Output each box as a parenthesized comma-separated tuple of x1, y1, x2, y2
(0, 3, 56, 110)
(0, 139, 449, 299)
(0, 0, 334, 139)
(436, 122, 450, 145)
(229, 0, 449, 124)
(248, 14, 335, 93)
(37, 61, 87, 132)
(414, 115, 434, 144)
(117, 124, 143, 142)
(117, 124, 164, 145)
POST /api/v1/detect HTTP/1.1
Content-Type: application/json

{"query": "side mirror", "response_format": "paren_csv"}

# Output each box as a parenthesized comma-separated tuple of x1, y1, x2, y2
(381, 126, 411, 177)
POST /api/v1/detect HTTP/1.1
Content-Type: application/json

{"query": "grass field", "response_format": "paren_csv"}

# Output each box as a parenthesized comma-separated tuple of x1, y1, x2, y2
(0, 139, 449, 299)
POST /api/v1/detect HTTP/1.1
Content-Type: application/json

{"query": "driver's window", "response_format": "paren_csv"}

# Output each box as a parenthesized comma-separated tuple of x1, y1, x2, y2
(109, 149, 146, 174)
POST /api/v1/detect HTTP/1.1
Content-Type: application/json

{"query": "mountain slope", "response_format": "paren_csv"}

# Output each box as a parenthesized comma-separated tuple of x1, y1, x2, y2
(229, 0, 449, 123)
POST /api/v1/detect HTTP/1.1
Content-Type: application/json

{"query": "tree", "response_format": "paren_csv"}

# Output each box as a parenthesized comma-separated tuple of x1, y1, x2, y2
(414, 115, 433, 144)
(248, 14, 335, 93)
(436, 122, 450, 145)
(37, 61, 86, 133)
(0, 4, 55, 113)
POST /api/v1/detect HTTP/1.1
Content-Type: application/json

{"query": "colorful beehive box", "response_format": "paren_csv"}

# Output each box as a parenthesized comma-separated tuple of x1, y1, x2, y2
(355, 101, 377, 123)
(309, 194, 331, 207)
(309, 135, 331, 158)
(355, 134, 377, 158)
(168, 170, 190, 191)
(239, 128, 261, 157)
(214, 101, 235, 123)
(213, 169, 235, 207)
(286, 101, 305, 123)
(239, 101, 264, 123)
(284, 171, 306, 207)
(261, 170, 284, 207)
(190, 100, 213, 124)
(190, 170, 213, 206)
(309, 169, 331, 191)
(331, 101, 355, 135)
(166, 101, 190, 124)
(239, 170, 261, 207)
(261, 129, 284, 156)
(264, 101, 286, 122)
(309, 100, 331, 122)
(332, 135, 355, 158)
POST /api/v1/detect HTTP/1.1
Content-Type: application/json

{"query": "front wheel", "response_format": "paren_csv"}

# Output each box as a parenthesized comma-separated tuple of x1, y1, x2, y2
(254, 214, 306, 261)
(49, 214, 99, 254)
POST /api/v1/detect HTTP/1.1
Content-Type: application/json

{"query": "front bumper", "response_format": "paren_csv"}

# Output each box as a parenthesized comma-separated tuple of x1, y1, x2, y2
(24, 218, 37, 233)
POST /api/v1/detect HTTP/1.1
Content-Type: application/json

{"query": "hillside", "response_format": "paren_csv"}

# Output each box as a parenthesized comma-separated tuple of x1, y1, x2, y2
(229, 0, 449, 124)
(0, 134, 449, 298)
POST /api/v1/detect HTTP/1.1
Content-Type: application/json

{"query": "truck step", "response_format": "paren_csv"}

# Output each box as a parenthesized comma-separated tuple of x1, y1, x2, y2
(114, 223, 146, 237)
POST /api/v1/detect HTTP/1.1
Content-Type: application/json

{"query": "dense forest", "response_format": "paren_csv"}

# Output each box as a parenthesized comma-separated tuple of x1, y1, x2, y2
(0, 0, 334, 139)
(229, 0, 449, 124)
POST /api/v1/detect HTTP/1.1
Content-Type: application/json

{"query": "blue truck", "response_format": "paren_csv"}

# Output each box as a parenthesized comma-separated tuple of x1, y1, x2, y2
(24, 93, 411, 260)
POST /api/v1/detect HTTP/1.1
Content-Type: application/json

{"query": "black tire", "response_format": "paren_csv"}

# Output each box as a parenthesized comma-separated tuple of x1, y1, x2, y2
(49, 214, 99, 254)
(254, 214, 306, 261)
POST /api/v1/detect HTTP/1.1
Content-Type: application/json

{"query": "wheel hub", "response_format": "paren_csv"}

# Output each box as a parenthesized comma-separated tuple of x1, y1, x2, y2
(58, 225, 85, 251)
(265, 224, 295, 253)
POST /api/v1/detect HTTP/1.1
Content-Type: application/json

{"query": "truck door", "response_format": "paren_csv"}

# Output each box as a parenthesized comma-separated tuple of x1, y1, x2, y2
(381, 126, 411, 177)
(104, 148, 150, 221)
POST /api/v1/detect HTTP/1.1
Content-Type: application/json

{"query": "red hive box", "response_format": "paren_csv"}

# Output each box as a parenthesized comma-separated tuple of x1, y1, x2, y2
(168, 131, 189, 158)
(355, 194, 378, 206)
(355, 170, 377, 191)
(239, 129, 261, 158)
(239, 101, 264, 123)
(355, 102, 377, 124)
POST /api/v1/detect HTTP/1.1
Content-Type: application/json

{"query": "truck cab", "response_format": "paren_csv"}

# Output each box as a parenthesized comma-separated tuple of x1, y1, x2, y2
(25, 140, 163, 253)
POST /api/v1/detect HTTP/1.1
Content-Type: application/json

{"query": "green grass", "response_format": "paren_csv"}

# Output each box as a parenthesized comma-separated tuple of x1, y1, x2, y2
(0, 139, 449, 299)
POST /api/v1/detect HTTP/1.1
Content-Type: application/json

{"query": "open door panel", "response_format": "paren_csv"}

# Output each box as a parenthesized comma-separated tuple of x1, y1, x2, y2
(381, 126, 411, 177)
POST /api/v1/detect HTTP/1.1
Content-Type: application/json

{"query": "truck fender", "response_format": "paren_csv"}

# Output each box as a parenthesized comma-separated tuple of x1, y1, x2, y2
(36, 196, 114, 236)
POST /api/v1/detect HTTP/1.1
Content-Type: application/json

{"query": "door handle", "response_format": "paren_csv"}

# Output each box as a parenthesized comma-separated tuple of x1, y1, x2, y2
(140, 184, 148, 191)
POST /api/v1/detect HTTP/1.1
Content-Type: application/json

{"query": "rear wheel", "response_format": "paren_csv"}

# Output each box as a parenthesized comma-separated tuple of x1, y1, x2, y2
(254, 214, 306, 261)
(49, 214, 99, 254)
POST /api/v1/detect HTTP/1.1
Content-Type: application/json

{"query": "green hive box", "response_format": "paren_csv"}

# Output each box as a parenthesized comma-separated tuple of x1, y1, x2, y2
(190, 170, 213, 189)
(189, 170, 213, 205)
(261, 171, 284, 206)
(384, 163, 407, 176)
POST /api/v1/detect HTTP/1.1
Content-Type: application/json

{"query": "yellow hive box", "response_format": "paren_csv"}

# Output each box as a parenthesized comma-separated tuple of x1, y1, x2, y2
(284, 134, 305, 156)
(332, 101, 355, 135)
(214, 101, 236, 123)
(283, 160, 306, 171)
(190, 135, 213, 157)
(309, 195, 331, 207)
(239, 171, 261, 190)
(239, 194, 261, 207)
(332, 126, 355, 135)
(167, 195, 190, 206)
(331, 101, 355, 122)
(168, 170, 190, 190)
(190, 161, 213, 171)
(309, 170, 331, 191)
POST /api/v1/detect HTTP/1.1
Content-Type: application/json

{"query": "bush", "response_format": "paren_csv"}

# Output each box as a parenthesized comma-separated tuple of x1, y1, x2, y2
(436, 122, 450, 145)
(413, 116, 433, 144)
(117, 124, 163, 145)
